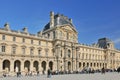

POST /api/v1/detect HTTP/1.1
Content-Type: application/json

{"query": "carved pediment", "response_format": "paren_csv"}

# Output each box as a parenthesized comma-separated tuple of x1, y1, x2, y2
(38, 47, 42, 50)
(61, 25, 77, 33)
(21, 45, 26, 48)
(0, 43, 7, 46)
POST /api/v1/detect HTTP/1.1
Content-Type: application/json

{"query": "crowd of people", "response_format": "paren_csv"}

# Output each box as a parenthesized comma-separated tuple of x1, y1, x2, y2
(2, 67, 120, 78)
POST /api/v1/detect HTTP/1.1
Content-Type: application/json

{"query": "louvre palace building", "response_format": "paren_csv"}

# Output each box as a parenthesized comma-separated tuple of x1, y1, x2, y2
(0, 11, 120, 75)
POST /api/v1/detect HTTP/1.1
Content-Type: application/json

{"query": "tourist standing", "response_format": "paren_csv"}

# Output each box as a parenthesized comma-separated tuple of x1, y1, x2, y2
(47, 69, 51, 78)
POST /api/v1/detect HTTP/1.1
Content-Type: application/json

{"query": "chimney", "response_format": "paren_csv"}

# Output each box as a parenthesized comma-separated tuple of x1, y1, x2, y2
(37, 31, 42, 37)
(4, 22, 10, 31)
(50, 11, 54, 28)
(22, 27, 28, 33)
(69, 18, 72, 23)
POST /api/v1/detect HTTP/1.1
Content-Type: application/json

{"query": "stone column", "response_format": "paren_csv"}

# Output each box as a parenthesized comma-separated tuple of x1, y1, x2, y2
(76, 47, 79, 71)
(10, 60, 14, 72)
(76, 61, 79, 71)
(10, 59, 14, 76)
(65, 60, 68, 71)
(72, 46, 75, 71)
(57, 45, 60, 71)
(30, 60, 33, 71)
(38, 61, 41, 71)
(20, 61, 24, 75)
(21, 61, 24, 72)
(0, 60, 2, 73)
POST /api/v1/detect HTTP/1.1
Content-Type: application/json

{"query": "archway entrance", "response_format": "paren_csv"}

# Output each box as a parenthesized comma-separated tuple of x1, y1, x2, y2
(33, 61, 39, 71)
(3, 60, 10, 72)
(83, 62, 85, 68)
(49, 61, 53, 70)
(79, 62, 81, 68)
(24, 60, 30, 72)
(41, 61, 46, 71)
(68, 61, 71, 71)
(14, 60, 21, 72)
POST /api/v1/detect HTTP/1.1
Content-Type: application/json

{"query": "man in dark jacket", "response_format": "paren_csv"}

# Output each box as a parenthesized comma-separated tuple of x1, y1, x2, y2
(47, 69, 51, 78)
(117, 67, 120, 73)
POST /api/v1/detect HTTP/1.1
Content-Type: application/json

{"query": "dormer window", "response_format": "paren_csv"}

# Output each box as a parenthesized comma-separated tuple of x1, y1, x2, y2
(48, 33, 50, 38)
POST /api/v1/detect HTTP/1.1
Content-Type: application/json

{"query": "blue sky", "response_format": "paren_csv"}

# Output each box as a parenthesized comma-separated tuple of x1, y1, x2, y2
(0, 0, 120, 49)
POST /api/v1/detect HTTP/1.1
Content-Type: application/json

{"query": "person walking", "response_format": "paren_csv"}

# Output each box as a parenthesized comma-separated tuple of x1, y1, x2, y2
(47, 69, 51, 78)
(101, 67, 105, 74)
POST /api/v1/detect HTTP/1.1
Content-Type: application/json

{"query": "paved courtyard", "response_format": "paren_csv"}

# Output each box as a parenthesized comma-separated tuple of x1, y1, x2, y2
(0, 72, 120, 80)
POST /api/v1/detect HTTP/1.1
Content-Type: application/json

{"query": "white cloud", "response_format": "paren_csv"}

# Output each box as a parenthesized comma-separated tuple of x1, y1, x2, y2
(114, 38, 120, 44)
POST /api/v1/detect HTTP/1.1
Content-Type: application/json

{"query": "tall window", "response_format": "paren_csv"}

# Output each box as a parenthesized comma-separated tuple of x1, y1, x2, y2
(38, 50, 41, 56)
(12, 47, 16, 54)
(30, 49, 34, 55)
(13, 36, 16, 42)
(48, 33, 50, 38)
(31, 40, 33, 44)
(22, 48, 25, 54)
(39, 41, 41, 45)
(2, 35, 5, 40)
(22, 38, 25, 43)
(68, 50, 71, 58)
(61, 50, 62, 57)
(1, 46, 5, 52)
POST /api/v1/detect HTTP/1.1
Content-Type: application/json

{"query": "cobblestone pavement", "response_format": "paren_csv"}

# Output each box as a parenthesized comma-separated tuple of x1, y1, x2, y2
(0, 72, 120, 80)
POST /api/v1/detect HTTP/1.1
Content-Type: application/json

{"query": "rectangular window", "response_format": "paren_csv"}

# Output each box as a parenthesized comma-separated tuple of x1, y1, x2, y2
(23, 38, 25, 43)
(30, 49, 33, 55)
(2, 35, 5, 40)
(13, 36, 16, 41)
(38, 50, 41, 56)
(31, 40, 33, 44)
(1, 46, 5, 52)
(39, 41, 41, 45)
(22, 48, 25, 54)
(12, 47, 16, 54)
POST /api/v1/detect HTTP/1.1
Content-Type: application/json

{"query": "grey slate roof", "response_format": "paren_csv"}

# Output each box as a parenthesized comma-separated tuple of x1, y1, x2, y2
(97, 38, 113, 48)
(43, 14, 74, 31)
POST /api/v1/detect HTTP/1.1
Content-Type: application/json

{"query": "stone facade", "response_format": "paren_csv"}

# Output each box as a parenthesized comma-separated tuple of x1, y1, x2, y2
(0, 11, 120, 75)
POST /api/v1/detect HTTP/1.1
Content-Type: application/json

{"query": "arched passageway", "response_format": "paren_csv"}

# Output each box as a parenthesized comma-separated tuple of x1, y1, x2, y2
(3, 60, 10, 72)
(41, 61, 46, 71)
(79, 62, 81, 68)
(24, 60, 30, 72)
(87, 63, 89, 67)
(49, 61, 53, 70)
(14, 60, 21, 72)
(83, 62, 85, 68)
(68, 61, 71, 71)
(33, 61, 39, 71)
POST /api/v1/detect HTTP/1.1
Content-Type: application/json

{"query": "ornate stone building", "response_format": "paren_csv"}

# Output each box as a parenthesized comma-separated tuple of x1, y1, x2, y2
(0, 11, 120, 75)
